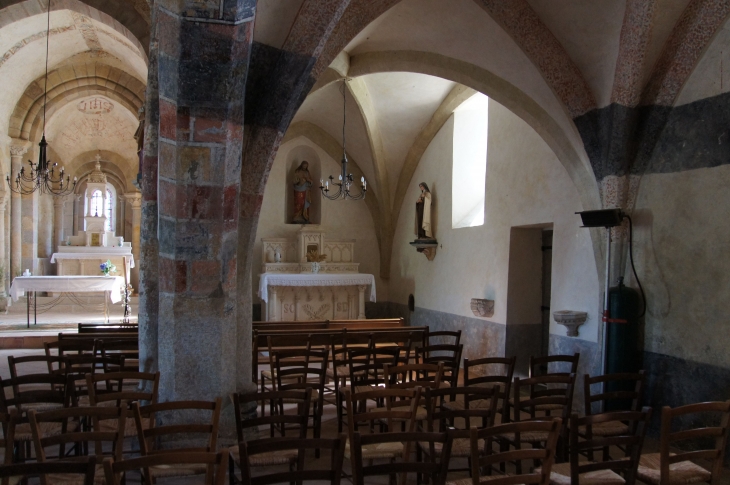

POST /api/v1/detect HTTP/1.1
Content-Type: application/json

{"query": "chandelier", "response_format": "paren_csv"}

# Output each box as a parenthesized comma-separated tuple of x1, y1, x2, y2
(320, 79, 366, 201)
(6, 0, 76, 197)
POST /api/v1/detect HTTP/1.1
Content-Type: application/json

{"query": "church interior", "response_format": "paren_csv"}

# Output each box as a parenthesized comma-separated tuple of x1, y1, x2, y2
(0, 0, 729, 482)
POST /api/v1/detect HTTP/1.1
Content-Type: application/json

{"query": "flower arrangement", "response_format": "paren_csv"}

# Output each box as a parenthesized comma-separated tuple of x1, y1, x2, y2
(306, 249, 327, 262)
(100, 259, 117, 276)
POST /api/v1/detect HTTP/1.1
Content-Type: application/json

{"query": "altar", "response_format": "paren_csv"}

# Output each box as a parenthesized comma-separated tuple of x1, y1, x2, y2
(257, 227, 376, 321)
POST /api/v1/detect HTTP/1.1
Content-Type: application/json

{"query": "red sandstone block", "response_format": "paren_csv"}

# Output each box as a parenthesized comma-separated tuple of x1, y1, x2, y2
(158, 143, 176, 180)
(157, 9, 181, 58)
(190, 260, 221, 294)
(142, 155, 158, 202)
(159, 99, 177, 140)
(191, 185, 222, 220)
(159, 258, 186, 293)
(193, 116, 227, 143)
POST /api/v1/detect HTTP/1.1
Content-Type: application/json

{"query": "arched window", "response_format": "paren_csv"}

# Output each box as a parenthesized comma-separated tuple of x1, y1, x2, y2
(90, 190, 103, 218)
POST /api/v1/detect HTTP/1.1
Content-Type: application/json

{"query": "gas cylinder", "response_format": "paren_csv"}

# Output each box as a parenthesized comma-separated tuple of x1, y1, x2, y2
(605, 277, 642, 410)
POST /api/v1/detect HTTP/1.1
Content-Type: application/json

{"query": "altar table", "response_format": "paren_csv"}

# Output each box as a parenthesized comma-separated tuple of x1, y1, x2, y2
(258, 273, 376, 321)
(9, 276, 125, 327)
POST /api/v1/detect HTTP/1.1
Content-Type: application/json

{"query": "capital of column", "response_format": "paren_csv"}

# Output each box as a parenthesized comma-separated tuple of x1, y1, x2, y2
(53, 195, 68, 208)
(9, 139, 31, 157)
(124, 192, 143, 209)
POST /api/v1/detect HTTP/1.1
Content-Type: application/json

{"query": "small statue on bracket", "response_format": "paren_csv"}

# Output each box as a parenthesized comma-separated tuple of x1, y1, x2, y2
(411, 182, 438, 260)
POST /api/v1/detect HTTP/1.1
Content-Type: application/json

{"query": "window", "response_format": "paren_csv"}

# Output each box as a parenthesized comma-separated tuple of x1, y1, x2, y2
(452, 93, 488, 228)
(106, 189, 113, 232)
(90, 190, 103, 218)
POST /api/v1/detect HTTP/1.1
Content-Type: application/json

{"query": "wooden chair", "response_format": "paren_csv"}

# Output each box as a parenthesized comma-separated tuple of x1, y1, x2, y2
(229, 389, 311, 484)
(0, 373, 71, 463)
(94, 338, 140, 373)
(546, 408, 651, 485)
(343, 387, 421, 484)
(636, 401, 730, 485)
(0, 411, 14, 468)
(384, 362, 443, 425)
(451, 356, 516, 422)
(7, 354, 68, 381)
(531, 353, 580, 378)
(103, 451, 229, 485)
(425, 329, 462, 346)
(237, 436, 346, 485)
(352, 430, 453, 485)
(274, 347, 328, 453)
(29, 406, 126, 485)
(499, 374, 576, 464)
(415, 344, 463, 389)
(132, 398, 222, 485)
(0, 458, 97, 485)
(582, 371, 645, 460)
(420, 386, 499, 478)
(446, 419, 561, 485)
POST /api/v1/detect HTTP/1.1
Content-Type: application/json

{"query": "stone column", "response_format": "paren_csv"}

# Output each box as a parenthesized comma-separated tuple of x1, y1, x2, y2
(138, 0, 160, 378)
(154, 1, 254, 405)
(358, 285, 367, 319)
(53, 196, 66, 253)
(124, 193, 142, 292)
(9, 140, 29, 281)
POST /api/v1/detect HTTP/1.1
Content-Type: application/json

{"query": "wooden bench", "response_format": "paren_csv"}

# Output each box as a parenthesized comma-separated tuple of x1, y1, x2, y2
(252, 318, 405, 331)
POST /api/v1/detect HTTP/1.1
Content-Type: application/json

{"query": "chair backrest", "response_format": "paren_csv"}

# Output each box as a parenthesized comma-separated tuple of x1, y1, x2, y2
(29, 406, 126, 472)
(424, 386, 499, 432)
(425, 329, 462, 346)
(0, 373, 70, 415)
(416, 344, 463, 387)
(8, 354, 68, 380)
(85, 370, 159, 407)
(570, 408, 651, 485)
(232, 389, 311, 442)
(238, 436, 345, 485)
(384, 362, 443, 389)
(344, 387, 421, 436)
(513, 374, 576, 422)
(471, 419, 562, 485)
(102, 450, 228, 485)
(274, 347, 329, 398)
(584, 371, 645, 414)
(464, 356, 516, 417)
(347, 345, 402, 389)
(352, 431, 452, 485)
(0, 458, 97, 485)
(530, 353, 579, 377)
(658, 400, 730, 485)
(133, 398, 222, 455)
(95, 338, 140, 372)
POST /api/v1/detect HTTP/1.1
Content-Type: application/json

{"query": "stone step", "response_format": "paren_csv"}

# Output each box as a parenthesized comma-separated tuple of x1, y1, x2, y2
(6, 296, 139, 315)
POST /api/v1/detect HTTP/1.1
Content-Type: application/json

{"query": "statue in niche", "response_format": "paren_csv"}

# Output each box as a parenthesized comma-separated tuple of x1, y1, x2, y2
(292, 161, 313, 224)
(415, 182, 434, 240)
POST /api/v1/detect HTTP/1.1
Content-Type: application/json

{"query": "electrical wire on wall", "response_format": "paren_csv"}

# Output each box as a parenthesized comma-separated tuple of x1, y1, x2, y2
(624, 214, 646, 318)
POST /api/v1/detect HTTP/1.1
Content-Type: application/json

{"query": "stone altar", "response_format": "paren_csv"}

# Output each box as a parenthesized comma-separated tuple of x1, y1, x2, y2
(258, 227, 375, 321)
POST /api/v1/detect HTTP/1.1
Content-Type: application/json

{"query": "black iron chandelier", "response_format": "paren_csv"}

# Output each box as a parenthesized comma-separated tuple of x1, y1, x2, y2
(6, 0, 76, 197)
(320, 79, 366, 201)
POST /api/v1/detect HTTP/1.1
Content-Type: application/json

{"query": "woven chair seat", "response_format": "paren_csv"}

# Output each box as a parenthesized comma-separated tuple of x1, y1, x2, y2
(419, 437, 483, 457)
(447, 473, 521, 485)
(99, 417, 149, 437)
(340, 384, 379, 394)
(14, 420, 79, 442)
(16, 402, 64, 413)
(45, 464, 105, 485)
(578, 421, 630, 437)
(229, 444, 298, 466)
(149, 463, 209, 479)
(637, 453, 711, 485)
(543, 462, 625, 485)
(344, 439, 404, 460)
(326, 366, 351, 378)
(389, 405, 427, 421)
(281, 389, 319, 403)
(496, 430, 550, 443)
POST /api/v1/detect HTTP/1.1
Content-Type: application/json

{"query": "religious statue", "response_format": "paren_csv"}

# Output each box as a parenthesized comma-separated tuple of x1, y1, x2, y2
(415, 182, 434, 240)
(292, 161, 313, 224)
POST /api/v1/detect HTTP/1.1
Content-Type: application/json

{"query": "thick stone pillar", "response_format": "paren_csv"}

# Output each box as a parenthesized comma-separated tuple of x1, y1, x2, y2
(9, 140, 29, 281)
(138, 0, 160, 376)
(155, 1, 255, 404)
(53, 196, 66, 253)
(124, 193, 142, 291)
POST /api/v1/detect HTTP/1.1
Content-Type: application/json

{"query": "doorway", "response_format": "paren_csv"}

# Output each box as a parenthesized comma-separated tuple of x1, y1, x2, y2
(505, 224, 553, 377)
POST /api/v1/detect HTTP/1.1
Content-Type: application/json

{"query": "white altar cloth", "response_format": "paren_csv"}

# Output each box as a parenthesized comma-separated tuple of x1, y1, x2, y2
(10, 276, 124, 303)
(51, 253, 135, 268)
(258, 273, 376, 303)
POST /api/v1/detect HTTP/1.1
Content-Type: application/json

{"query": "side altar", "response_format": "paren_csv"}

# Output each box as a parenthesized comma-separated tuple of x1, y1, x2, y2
(257, 227, 375, 321)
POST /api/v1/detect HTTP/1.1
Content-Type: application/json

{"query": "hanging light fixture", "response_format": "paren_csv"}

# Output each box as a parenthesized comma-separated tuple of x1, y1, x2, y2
(6, 0, 76, 197)
(320, 78, 366, 201)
